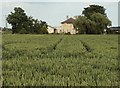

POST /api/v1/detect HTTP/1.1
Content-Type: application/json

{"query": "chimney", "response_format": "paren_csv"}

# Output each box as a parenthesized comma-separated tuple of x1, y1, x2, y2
(66, 15, 69, 19)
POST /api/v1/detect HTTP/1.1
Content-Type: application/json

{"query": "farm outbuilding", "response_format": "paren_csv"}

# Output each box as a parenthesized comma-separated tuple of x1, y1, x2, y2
(47, 25, 57, 34)
(107, 26, 120, 34)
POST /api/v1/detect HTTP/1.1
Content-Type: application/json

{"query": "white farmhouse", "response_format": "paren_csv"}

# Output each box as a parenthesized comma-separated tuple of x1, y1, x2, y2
(60, 18, 76, 34)
(47, 25, 57, 34)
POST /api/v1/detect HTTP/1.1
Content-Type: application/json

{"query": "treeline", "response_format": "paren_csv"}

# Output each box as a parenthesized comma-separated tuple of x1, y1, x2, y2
(7, 5, 112, 34)
(7, 7, 48, 34)
(74, 5, 111, 34)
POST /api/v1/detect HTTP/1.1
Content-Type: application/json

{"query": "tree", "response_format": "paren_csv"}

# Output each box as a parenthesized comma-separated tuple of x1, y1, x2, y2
(79, 4, 112, 34)
(74, 16, 87, 34)
(7, 7, 28, 34)
(90, 13, 111, 34)
(7, 7, 48, 34)
(74, 16, 96, 34)
(30, 19, 48, 34)
(40, 21, 48, 34)
(85, 19, 96, 34)
(82, 5, 106, 19)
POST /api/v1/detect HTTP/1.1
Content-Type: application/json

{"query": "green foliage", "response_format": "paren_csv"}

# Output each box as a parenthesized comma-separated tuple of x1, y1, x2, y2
(90, 13, 111, 34)
(2, 27, 12, 34)
(7, 7, 28, 34)
(82, 4, 106, 19)
(2, 34, 119, 86)
(74, 16, 96, 34)
(74, 16, 87, 34)
(74, 4, 112, 34)
(6, 7, 48, 34)
(74, 4, 111, 34)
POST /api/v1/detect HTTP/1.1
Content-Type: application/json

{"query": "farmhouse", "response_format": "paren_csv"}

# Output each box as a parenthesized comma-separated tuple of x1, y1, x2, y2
(47, 25, 57, 34)
(60, 18, 76, 34)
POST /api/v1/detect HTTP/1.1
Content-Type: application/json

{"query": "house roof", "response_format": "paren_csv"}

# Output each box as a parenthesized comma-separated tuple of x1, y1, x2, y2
(48, 25, 56, 29)
(61, 18, 75, 24)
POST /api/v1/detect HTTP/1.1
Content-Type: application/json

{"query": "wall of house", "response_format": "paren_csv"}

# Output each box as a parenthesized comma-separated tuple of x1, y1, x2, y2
(61, 23, 76, 34)
(47, 26, 54, 33)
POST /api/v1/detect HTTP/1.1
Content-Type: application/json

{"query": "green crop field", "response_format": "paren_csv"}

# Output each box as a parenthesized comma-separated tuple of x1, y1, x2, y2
(1, 34, 119, 86)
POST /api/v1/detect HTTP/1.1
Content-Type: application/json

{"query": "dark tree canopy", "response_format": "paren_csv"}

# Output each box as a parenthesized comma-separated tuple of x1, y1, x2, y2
(7, 7, 48, 34)
(74, 16, 96, 34)
(90, 13, 111, 34)
(82, 5, 106, 19)
(73, 4, 111, 34)
(7, 7, 28, 34)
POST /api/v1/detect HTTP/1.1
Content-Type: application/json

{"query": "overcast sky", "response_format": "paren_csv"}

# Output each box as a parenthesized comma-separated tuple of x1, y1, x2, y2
(0, 0, 119, 28)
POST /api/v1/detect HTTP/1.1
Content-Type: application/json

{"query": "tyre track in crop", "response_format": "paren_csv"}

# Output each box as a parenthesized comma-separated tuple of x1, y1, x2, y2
(79, 40, 92, 52)
(52, 36, 63, 51)
(35, 36, 64, 58)
(3, 36, 64, 59)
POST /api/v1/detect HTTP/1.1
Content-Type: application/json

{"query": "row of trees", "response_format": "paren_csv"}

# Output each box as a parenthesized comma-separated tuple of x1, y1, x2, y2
(7, 5, 111, 34)
(74, 5, 111, 34)
(7, 7, 48, 34)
